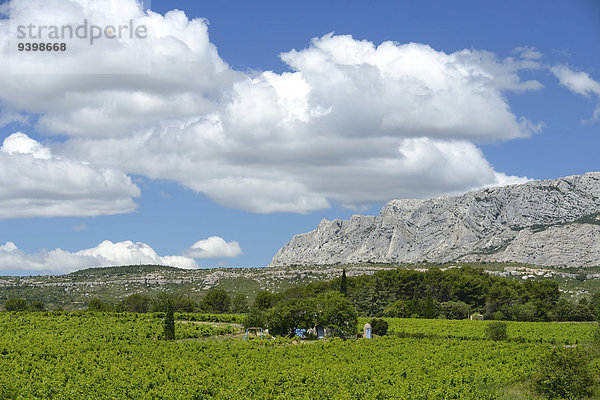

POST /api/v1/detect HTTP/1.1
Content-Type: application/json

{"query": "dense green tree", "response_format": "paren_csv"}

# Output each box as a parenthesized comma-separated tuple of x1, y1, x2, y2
(267, 297, 317, 337)
(151, 292, 196, 313)
(448, 272, 487, 306)
(163, 300, 175, 340)
(316, 291, 358, 338)
(277, 286, 308, 302)
(259, 291, 358, 338)
(87, 298, 112, 312)
(354, 279, 388, 317)
(151, 292, 172, 313)
(352, 285, 375, 316)
(231, 294, 249, 313)
(589, 292, 600, 321)
(201, 289, 230, 314)
(4, 298, 29, 312)
(523, 279, 560, 305)
(440, 301, 470, 320)
(383, 300, 409, 318)
(532, 299, 552, 321)
(254, 290, 274, 310)
(175, 297, 196, 313)
(409, 288, 423, 318)
(244, 306, 268, 329)
(486, 281, 519, 315)
(123, 294, 151, 313)
(332, 267, 589, 321)
(512, 301, 537, 322)
(340, 268, 348, 297)
(422, 293, 439, 319)
(554, 298, 595, 321)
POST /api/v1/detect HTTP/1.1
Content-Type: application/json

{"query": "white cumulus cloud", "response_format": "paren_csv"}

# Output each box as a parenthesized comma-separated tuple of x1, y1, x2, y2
(0, 0, 241, 137)
(0, 240, 199, 274)
(1, 0, 550, 215)
(184, 236, 243, 259)
(0, 132, 140, 219)
(551, 65, 600, 122)
(2, 132, 51, 159)
(514, 46, 543, 60)
(58, 31, 541, 213)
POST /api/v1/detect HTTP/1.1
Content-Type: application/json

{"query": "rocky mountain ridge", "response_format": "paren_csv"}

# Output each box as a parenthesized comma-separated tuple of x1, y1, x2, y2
(270, 172, 600, 268)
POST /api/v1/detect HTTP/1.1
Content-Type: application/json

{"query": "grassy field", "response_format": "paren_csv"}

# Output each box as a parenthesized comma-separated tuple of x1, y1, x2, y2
(1, 312, 598, 399)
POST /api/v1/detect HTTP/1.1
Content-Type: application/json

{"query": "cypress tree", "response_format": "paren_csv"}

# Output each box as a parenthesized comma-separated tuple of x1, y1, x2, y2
(340, 268, 348, 297)
(164, 300, 175, 340)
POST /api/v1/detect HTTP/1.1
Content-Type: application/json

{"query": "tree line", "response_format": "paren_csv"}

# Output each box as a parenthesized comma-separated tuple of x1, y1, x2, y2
(5, 266, 599, 323)
(3, 298, 46, 312)
(83, 289, 249, 314)
(319, 266, 599, 322)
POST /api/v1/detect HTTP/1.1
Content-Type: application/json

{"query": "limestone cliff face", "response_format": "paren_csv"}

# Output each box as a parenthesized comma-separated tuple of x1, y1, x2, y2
(270, 172, 600, 268)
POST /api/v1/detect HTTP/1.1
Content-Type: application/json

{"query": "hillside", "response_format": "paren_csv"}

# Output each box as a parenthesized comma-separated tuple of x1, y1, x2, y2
(271, 172, 600, 268)
(2, 262, 600, 310)
(0, 263, 395, 309)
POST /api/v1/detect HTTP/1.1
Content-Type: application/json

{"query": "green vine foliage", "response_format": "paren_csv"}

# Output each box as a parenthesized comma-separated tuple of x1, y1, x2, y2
(0, 312, 598, 399)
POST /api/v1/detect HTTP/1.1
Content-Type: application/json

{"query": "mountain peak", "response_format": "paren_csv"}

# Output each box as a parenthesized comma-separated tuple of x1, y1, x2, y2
(271, 172, 600, 268)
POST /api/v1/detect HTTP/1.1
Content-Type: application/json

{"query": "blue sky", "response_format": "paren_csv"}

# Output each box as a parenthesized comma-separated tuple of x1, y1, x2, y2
(0, 0, 599, 274)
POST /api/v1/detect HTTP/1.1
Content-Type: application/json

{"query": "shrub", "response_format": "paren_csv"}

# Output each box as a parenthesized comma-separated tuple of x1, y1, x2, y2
(4, 298, 29, 312)
(486, 321, 508, 341)
(533, 347, 595, 399)
(440, 301, 470, 319)
(30, 301, 46, 312)
(87, 298, 112, 312)
(370, 318, 389, 336)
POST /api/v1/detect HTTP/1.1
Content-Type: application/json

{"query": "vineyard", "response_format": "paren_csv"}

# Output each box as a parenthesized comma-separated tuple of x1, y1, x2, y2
(365, 317, 597, 345)
(0, 312, 597, 399)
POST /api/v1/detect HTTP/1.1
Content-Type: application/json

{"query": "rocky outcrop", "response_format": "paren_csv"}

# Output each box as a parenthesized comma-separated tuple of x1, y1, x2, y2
(270, 172, 600, 268)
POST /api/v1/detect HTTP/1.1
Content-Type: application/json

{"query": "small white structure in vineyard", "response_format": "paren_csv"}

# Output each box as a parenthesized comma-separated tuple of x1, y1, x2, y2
(470, 313, 484, 320)
(364, 322, 372, 339)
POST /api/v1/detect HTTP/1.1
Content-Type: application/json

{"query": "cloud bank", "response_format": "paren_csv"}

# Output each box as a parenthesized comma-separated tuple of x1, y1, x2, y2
(0, 133, 140, 219)
(64, 33, 540, 212)
(0, 236, 243, 274)
(4, 0, 594, 217)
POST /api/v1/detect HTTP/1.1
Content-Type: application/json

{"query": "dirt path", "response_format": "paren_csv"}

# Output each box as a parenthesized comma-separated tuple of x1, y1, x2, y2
(177, 320, 244, 328)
